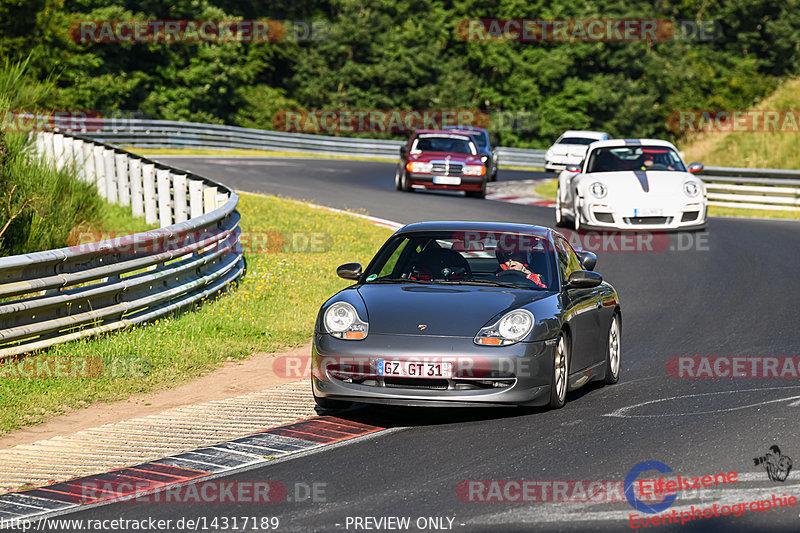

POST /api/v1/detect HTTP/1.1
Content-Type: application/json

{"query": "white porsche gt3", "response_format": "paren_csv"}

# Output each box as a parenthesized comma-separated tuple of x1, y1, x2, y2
(555, 139, 707, 231)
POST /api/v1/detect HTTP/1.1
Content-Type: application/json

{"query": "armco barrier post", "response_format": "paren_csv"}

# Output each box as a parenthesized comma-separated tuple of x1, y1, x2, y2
(189, 179, 204, 219)
(129, 158, 144, 218)
(103, 149, 117, 203)
(116, 153, 131, 207)
(93, 145, 106, 197)
(156, 169, 173, 227)
(173, 174, 189, 223)
(142, 163, 158, 225)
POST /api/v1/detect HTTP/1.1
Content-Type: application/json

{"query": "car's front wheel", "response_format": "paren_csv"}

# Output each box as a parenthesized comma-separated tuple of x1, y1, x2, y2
(573, 195, 582, 231)
(604, 314, 621, 385)
(555, 187, 568, 227)
(398, 169, 412, 192)
(549, 331, 570, 409)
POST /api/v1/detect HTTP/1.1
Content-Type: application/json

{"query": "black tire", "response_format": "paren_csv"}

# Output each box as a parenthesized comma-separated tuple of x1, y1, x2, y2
(604, 313, 621, 385)
(573, 195, 582, 231)
(399, 169, 412, 192)
(549, 331, 570, 409)
(465, 179, 487, 199)
(555, 187, 569, 227)
(394, 167, 403, 191)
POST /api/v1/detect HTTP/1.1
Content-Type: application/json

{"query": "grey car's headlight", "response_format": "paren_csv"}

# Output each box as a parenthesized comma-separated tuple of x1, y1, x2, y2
(475, 309, 534, 346)
(324, 302, 368, 340)
(683, 180, 700, 197)
(590, 182, 607, 199)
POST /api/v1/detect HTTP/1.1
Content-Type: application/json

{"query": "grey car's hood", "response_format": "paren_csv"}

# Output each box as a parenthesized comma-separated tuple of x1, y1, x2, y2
(357, 283, 549, 337)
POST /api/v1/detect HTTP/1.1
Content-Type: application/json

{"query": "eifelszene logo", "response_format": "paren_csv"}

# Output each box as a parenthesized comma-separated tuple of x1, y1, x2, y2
(753, 446, 793, 482)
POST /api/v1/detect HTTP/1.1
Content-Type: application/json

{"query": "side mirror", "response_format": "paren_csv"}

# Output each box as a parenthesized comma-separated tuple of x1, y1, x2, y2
(565, 164, 581, 173)
(337, 262, 362, 281)
(565, 270, 602, 289)
(399, 145, 408, 157)
(688, 162, 704, 173)
(575, 251, 597, 271)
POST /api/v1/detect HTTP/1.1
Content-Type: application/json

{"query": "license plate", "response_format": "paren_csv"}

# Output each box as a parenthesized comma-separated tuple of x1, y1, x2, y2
(634, 207, 663, 217)
(377, 360, 453, 378)
(433, 176, 461, 185)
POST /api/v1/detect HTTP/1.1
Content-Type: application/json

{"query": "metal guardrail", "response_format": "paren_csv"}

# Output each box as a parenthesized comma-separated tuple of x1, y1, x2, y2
(60, 117, 549, 168)
(698, 166, 800, 211)
(62, 118, 798, 211)
(0, 132, 245, 358)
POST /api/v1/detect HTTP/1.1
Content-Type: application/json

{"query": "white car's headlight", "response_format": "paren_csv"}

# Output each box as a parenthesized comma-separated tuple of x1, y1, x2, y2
(475, 309, 535, 346)
(463, 164, 485, 176)
(324, 302, 368, 340)
(407, 161, 432, 173)
(683, 180, 700, 198)
(590, 182, 607, 199)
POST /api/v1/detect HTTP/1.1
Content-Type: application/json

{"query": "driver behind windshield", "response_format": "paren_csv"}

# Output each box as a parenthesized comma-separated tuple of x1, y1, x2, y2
(638, 150, 675, 171)
(496, 250, 547, 289)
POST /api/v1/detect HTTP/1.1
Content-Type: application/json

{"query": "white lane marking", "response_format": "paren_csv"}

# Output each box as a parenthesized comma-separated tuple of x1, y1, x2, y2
(605, 386, 800, 418)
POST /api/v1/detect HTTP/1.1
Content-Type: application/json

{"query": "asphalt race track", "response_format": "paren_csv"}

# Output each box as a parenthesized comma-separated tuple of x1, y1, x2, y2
(49, 157, 800, 532)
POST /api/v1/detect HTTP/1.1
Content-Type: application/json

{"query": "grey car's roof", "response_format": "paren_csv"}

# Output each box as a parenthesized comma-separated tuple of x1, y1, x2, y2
(395, 221, 552, 237)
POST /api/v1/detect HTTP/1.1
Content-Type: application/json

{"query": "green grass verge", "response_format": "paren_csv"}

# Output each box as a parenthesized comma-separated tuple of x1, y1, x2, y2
(708, 205, 800, 219)
(681, 78, 800, 169)
(533, 179, 558, 200)
(529, 179, 799, 220)
(0, 193, 391, 435)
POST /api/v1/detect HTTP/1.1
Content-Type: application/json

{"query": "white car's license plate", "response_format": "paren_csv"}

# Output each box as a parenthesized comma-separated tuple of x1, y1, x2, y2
(433, 176, 461, 185)
(377, 360, 453, 378)
(634, 207, 663, 217)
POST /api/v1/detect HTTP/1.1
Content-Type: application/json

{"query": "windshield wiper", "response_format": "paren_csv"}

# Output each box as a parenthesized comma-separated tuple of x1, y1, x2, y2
(438, 279, 524, 289)
(368, 277, 429, 284)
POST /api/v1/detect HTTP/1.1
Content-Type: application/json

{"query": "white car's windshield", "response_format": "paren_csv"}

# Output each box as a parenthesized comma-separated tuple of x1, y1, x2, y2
(585, 146, 687, 173)
(557, 137, 598, 146)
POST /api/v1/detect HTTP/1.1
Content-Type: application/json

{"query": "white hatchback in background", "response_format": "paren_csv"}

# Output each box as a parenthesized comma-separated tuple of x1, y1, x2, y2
(555, 139, 707, 231)
(545, 130, 611, 172)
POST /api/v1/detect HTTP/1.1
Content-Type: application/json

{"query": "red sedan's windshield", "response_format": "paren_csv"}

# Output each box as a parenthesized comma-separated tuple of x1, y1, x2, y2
(412, 135, 476, 155)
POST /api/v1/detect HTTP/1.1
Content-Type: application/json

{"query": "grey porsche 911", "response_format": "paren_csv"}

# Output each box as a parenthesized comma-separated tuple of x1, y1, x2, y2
(311, 221, 621, 409)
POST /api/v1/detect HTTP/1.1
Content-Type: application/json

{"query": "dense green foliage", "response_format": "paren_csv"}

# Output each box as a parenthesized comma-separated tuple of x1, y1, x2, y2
(1, 0, 799, 147)
(0, 59, 155, 256)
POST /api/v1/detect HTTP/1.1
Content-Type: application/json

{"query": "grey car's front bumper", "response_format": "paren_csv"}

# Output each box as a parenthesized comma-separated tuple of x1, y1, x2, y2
(312, 333, 557, 407)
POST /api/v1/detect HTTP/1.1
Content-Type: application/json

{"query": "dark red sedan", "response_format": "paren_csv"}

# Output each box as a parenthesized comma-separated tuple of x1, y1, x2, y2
(395, 130, 487, 198)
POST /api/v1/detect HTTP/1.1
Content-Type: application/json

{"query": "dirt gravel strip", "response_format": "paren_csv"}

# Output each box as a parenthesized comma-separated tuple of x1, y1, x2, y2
(0, 416, 386, 524)
(0, 380, 317, 495)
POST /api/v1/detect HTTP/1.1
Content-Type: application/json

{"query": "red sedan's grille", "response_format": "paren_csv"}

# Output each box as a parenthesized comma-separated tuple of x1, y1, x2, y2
(431, 162, 463, 176)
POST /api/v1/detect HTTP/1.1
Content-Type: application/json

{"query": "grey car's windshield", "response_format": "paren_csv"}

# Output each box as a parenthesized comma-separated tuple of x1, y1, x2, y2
(585, 146, 687, 173)
(364, 230, 557, 290)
